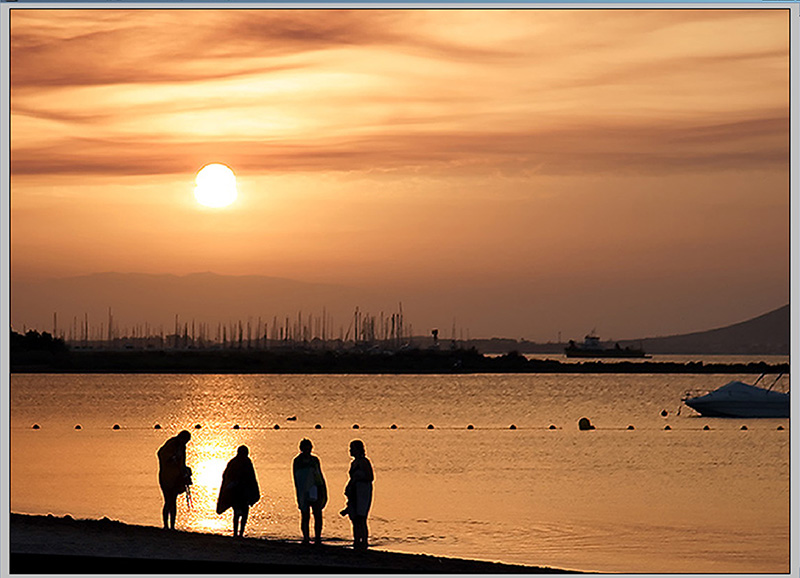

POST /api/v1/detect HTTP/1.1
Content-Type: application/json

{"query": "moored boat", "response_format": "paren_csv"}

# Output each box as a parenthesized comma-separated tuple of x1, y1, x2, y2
(682, 375, 789, 418)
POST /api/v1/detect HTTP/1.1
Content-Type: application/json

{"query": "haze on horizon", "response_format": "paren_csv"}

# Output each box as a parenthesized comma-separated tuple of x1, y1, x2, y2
(10, 9, 790, 342)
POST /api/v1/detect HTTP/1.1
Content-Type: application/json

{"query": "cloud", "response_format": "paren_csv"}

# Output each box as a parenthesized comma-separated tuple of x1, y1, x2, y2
(10, 9, 789, 179)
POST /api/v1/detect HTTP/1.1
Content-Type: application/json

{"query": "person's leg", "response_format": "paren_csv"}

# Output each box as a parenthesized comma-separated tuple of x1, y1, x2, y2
(350, 516, 360, 550)
(312, 505, 323, 544)
(233, 509, 241, 536)
(354, 516, 368, 549)
(300, 508, 311, 544)
(239, 506, 249, 537)
(163, 491, 178, 530)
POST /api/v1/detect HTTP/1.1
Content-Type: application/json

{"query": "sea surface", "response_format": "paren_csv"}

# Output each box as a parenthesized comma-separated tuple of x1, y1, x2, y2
(9, 362, 791, 573)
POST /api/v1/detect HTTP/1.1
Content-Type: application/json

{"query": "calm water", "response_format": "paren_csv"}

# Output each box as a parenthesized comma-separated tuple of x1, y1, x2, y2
(10, 370, 791, 573)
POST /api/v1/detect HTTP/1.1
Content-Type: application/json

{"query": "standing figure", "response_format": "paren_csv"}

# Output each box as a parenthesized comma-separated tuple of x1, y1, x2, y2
(157, 430, 192, 530)
(292, 438, 328, 545)
(216, 445, 260, 537)
(340, 439, 374, 550)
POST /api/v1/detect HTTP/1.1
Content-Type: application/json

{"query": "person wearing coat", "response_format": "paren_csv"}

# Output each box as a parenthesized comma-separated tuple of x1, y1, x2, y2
(292, 438, 328, 545)
(157, 430, 192, 530)
(339, 439, 374, 550)
(216, 445, 260, 537)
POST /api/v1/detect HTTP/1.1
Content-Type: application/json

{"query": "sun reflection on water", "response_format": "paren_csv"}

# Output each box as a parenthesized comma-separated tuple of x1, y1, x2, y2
(180, 438, 236, 535)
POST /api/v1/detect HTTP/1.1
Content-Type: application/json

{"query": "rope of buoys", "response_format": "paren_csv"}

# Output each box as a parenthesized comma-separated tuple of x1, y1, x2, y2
(32, 424, 40, 429)
(352, 424, 359, 429)
(626, 425, 635, 430)
(664, 425, 671, 430)
(75, 425, 82, 430)
(467, 424, 474, 430)
(233, 424, 240, 430)
(509, 424, 517, 430)
(113, 424, 121, 430)
(427, 424, 434, 430)
(273, 424, 280, 430)
(777, 425, 785, 430)
(154, 424, 162, 429)
(703, 425, 710, 430)
(390, 424, 398, 429)
(740, 425, 748, 430)
(315, 424, 322, 430)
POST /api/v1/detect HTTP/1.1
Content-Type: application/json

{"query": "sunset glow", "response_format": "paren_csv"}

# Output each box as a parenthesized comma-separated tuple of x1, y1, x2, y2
(9, 8, 790, 341)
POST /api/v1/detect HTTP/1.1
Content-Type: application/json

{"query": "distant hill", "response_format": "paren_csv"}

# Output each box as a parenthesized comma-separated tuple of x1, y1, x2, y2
(467, 305, 790, 355)
(618, 304, 790, 355)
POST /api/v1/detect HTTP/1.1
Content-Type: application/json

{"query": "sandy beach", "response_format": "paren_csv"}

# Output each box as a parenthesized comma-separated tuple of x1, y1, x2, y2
(9, 513, 571, 574)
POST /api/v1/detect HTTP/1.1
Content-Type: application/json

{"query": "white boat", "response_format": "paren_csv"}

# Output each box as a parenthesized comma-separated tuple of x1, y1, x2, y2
(682, 375, 789, 418)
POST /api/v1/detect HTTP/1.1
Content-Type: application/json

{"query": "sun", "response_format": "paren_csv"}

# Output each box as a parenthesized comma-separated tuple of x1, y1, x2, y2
(194, 163, 238, 208)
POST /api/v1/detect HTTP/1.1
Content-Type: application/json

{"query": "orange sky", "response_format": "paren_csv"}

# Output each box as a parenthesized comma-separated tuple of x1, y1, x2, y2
(9, 9, 791, 340)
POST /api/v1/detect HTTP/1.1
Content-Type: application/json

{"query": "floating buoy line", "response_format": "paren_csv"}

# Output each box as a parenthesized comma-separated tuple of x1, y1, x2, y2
(25, 421, 786, 431)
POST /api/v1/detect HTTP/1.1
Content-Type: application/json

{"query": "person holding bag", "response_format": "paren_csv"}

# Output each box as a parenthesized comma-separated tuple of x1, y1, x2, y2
(157, 430, 192, 530)
(292, 438, 328, 545)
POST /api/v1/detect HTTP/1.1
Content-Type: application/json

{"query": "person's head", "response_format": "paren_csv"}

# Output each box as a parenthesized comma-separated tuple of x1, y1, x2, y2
(177, 430, 191, 444)
(237, 445, 249, 457)
(349, 439, 365, 458)
(299, 438, 312, 453)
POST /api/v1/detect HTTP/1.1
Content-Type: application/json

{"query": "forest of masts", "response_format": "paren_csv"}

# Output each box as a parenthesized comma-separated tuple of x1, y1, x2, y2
(42, 305, 443, 351)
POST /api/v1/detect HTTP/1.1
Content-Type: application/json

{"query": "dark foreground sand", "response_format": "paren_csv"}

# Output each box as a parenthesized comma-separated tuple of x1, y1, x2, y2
(10, 513, 573, 574)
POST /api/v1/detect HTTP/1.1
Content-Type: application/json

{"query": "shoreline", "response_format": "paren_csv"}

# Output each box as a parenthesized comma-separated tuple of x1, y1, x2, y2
(9, 513, 576, 574)
(10, 347, 790, 375)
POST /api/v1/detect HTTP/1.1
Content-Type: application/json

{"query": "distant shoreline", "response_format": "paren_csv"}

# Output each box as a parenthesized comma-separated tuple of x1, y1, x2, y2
(9, 513, 572, 574)
(10, 347, 790, 375)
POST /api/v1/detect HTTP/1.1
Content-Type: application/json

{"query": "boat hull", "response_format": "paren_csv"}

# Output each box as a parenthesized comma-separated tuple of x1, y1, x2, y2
(683, 398, 789, 418)
(683, 380, 789, 418)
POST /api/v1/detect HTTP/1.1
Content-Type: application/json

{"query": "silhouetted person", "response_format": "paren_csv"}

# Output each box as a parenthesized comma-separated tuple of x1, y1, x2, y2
(157, 430, 192, 530)
(216, 445, 260, 537)
(339, 439, 373, 550)
(292, 438, 327, 545)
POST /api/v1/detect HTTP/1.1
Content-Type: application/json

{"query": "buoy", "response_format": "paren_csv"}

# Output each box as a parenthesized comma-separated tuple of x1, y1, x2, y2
(233, 424, 240, 430)
(578, 417, 594, 431)
(314, 424, 322, 430)
(154, 424, 161, 429)
(32, 424, 40, 430)
(740, 425, 748, 431)
(703, 425, 710, 430)
(777, 425, 785, 431)
(509, 424, 517, 430)
(664, 425, 671, 430)
(467, 424, 474, 430)
(113, 424, 121, 430)
(75, 425, 82, 430)
(660, 409, 668, 417)
(390, 424, 398, 430)
(548, 424, 557, 430)
(427, 424, 435, 430)
(352, 424, 360, 429)
(273, 424, 280, 430)
(626, 425, 635, 430)
(194, 424, 201, 429)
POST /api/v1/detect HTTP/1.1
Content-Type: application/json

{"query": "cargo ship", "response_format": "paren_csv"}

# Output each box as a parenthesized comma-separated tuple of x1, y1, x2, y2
(565, 333, 650, 358)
